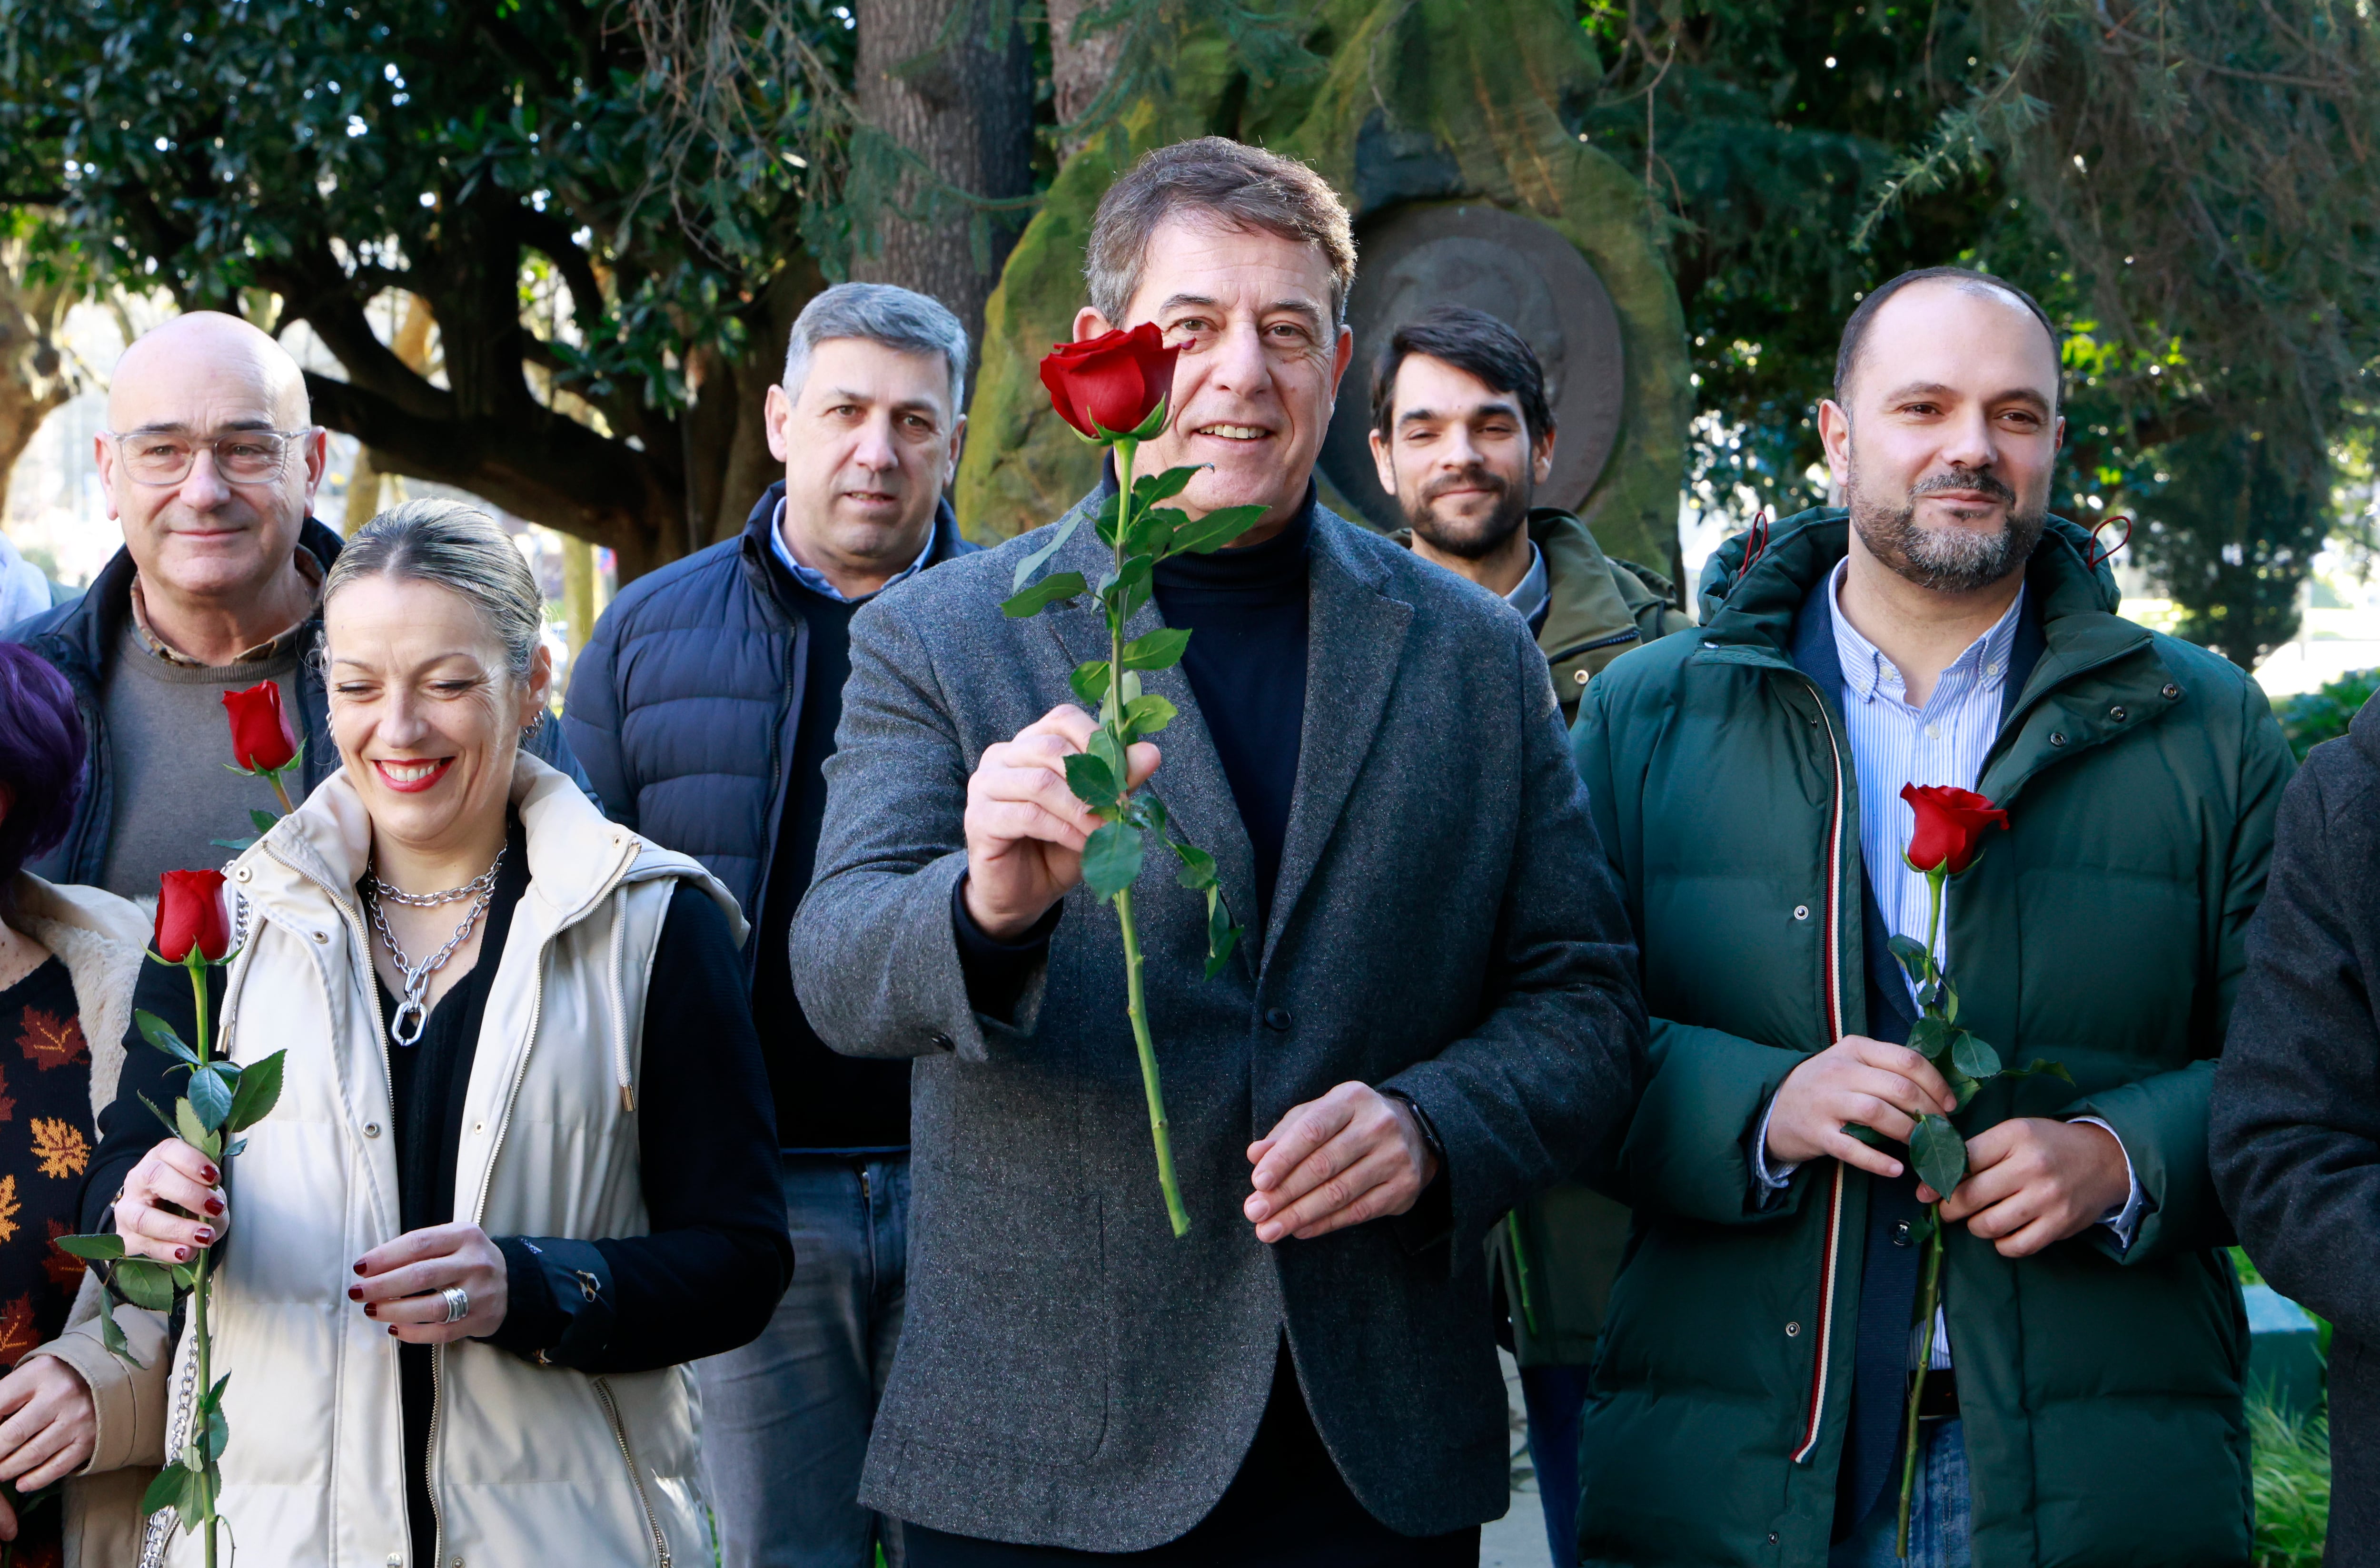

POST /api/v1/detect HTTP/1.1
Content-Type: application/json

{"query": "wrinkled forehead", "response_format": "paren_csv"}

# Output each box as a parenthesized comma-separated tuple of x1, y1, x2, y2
(1125, 210, 1338, 325)
(108, 340, 307, 434)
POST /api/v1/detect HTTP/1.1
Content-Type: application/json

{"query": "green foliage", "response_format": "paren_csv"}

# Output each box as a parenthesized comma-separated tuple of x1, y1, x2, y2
(2132, 429, 2334, 669)
(2251, 1394, 2331, 1567)
(2275, 669, 2378, 761)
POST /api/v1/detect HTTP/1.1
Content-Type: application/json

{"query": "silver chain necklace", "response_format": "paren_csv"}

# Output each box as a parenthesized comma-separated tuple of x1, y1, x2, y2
(364, 846, 505, 1046)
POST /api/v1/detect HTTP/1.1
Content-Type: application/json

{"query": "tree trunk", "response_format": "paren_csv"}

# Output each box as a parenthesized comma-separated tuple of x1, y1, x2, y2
(851, 0, 1038, 363)
(1049, 0, 1127, 161)
(0, 236, 79, 522)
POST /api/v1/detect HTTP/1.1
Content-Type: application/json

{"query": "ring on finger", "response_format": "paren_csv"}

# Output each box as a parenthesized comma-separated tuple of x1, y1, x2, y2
(439, 1285, 469, 1324)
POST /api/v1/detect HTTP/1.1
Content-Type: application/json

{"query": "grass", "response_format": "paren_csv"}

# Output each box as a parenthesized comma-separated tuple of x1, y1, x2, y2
(2252, 1393, 2331, 1567)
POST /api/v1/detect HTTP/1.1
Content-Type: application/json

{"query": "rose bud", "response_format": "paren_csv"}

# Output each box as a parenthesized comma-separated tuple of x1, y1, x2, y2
(1040, 322, 1180, 442)
(223, 680, 300, 773)
(154, 869, 232, 964)
(1901, 783, 2010, 876)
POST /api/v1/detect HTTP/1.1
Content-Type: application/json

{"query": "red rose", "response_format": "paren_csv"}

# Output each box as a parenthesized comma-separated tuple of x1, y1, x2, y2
(222, 681, 299, 773)
(1040, 323, 1180, 442)
(1901, 784, 2009, 876)
(154, 869, 231, 964)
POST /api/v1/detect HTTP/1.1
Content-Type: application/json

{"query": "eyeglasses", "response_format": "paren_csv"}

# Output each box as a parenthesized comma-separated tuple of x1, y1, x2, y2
(104, 426, 320, 486)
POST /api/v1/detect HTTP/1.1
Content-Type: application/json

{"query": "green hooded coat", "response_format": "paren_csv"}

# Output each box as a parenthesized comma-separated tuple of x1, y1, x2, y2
(1568, 509, 2289, 1568)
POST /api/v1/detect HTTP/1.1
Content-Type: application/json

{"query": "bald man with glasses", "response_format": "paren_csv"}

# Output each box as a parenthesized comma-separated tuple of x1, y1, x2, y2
(8, 310, 586, 898)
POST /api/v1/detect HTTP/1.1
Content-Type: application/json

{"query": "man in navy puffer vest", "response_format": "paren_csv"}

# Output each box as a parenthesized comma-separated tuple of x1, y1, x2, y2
(564, 282, 979, 1568)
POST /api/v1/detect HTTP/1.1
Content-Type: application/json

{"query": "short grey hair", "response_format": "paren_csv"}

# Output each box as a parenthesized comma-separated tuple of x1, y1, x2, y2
(322, 498, 544, 680)
(782, 282, 969, 414)
(1086, 137, 1358, 328)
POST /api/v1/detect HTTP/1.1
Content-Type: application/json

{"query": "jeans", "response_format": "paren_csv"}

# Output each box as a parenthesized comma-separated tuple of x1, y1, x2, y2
(1830, 1418, 1972, 1568)
(697, 1152, 910, 1568)
(1517, 1364, 1593, 1567)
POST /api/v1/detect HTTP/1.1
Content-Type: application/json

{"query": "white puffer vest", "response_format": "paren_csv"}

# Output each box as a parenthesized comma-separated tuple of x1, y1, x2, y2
(158, 755, 743, 1568)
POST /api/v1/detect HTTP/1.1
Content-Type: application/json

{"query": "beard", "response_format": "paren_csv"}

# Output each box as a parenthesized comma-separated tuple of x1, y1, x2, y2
(1403, 462, 1534, 561)
(1848, 464, 2048, 594)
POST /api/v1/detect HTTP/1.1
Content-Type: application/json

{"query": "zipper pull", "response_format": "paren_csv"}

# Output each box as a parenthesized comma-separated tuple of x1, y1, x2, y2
(620, 1083, 635, 1113)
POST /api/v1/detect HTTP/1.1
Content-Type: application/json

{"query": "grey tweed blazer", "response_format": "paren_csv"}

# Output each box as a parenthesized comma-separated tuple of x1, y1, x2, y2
(791, 496, 1646, 1547)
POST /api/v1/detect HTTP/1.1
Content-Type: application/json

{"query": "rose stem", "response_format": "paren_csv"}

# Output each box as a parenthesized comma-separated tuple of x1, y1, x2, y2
(268, 771, 295, 818)
(185, 953, 221, 1567)
(1897, 1220, 1944, 1558)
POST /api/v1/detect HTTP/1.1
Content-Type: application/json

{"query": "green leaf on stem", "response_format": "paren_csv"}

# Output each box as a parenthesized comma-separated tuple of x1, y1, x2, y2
(1915, 979, 1941, 1011)
(1121, 693, 1178, 739)
(208, 836, 258, 852)
(1129, 793, 1168, 837)
(53, 1234, 125, 1262)
(1011, 512, 1085, 591)
(1131, 465, 1196, 507)
(175, 1097, 220, 1161)
(113, 1258, 177, 1312)
(1091, 489, 1124, 546)
(1910, 1114, 1968, 1197)
(248, 807, 278, 836)
(1063, 752, 1121, 812)
(1070, 661, 1111, 706)
(171, 1262, 197, 1290)
(1001, 571, 1088, 618)
(226, 1050, 286, 1133)
(1124, 506, 1182, 558)
(1087, 727, 1128, 788)
(188, 1065, 235, 1133)
(1947, 1068, 1982, 1110)
(1944, 979, 1961, 1024)
(95, 1292, 140, 1367)
(1843, 1123, 1887, 1148)
(1907, 1015, 1953, 1064)
(1126, 399, 1170, 443)
(1886, 935, 1931, 986)
(1203, 894, 1240, 980)
(134, 1011, 201, 1067)
(139, 1460, 196, 1519)
(1081, 821, 1144, 898)
(1950, 1032, 2002, 1081)
(1173, 840, 1217, 891)
(203, 1400, 230, 1463)
(2007, 1058, 2076, 1084)
(1100, 555, 1156, 622)
(1121, 629, 1192, 671)
(1167, 504, 1268, 556)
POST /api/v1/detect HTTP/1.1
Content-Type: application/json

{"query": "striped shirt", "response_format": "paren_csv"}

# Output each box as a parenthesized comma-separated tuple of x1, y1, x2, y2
(1829, 557, 2025, 988)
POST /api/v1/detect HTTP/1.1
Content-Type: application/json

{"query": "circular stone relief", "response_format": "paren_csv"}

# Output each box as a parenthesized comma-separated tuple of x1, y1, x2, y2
(1320, 201, 1627, 533)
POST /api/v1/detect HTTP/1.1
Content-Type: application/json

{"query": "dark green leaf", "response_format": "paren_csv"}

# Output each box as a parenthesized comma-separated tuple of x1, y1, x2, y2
(1123, 504, 1180, 558)
(1011, 513, 1084, 592)
(188, 1065, 235, 1133)
(1121, 693, 1178, 740)
(1173, 841, 1218, 891)
(1131, 465, 1197, 508)
(1949, 1069, 1982, 1110)
(1121, 629, 1192, 671)
(208, 837, 258, 852)
(1001, 571, 1088, 618)
(1063, 751, 1120, 812)
(171, 1262, 198, 1290)
(1098, 554, 1155, 623)
(1842, 1122, 1886, 1148)
(1203, 892, 1240, 980)
(1915, 979, 1940, 1011)
(53, 1234, 124, 1261)
(204, 1400, 230, 1463)
(1909, 1114, 1968, 1197)
(248, 807, 278, 835)
(226, 1050, 286, 1133)
(2008, 1058, 2076, 1084)
(1090, 491, 1124, 547)
(113, 1258, 177, 1312)
(1129, 793, 1169, 837)
(1125, 398, 1170, 442)
(95, 1298, 141, 1368)
(139, 1461, 196, 1519)
(1087, 727, 1127, 786)
(1070, 661, 1111, 706)
(1167, 504, 1268, 556)
(1886, 934, 1932, 985)
(1944, 979, 1960, 1024)
(1081, 821, 1144, 898)
(135, 1011, 201, 1067)
(1950, 1031, 2002, 1081)
(1907, 1015, 1954, 1064)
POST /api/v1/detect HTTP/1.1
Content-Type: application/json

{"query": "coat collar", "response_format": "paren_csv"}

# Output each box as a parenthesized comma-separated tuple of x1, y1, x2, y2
(9, 873, 147, 1111)
(1036, 488, 1413, 967)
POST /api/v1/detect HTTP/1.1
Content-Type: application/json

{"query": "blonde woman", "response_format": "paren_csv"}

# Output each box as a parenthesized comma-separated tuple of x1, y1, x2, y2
(86, 501, 792, 1567)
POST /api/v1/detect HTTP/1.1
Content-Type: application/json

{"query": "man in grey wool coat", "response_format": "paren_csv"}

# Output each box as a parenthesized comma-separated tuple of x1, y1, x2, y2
(792, 136, 1645, 1568)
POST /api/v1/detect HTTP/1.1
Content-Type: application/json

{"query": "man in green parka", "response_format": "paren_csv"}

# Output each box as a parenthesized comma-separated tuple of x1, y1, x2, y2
(1570, 268, 2290, 1567)
(1368, 303, 1691, 1566)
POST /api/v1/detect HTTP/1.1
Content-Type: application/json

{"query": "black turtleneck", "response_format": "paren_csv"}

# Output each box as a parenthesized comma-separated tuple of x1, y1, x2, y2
(1149, 491, 1312, 925)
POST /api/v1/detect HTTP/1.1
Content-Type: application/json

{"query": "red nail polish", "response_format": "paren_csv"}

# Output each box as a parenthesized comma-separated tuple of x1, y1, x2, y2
(205, 1199, 225, 1216)
(353, 1261, 367, 1275)
(347, 1286, 363, 1302)
(363, 1302, 377, 1318)
(202, 1168, 219, 1185)
(194, 1228, 214, 1244)
(176, 1247, 190, 1262)
(387, 1325, 398, 1337)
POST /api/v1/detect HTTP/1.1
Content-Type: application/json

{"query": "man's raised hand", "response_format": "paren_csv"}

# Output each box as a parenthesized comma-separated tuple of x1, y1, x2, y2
(962, 704, 1158, 938)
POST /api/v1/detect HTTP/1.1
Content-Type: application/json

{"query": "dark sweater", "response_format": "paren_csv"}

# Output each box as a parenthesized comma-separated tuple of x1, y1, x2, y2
(753, 548, 911, 1151)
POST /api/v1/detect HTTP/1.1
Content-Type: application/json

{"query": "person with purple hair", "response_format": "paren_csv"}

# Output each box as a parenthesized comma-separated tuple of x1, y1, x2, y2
(0, 642, 172, 1566)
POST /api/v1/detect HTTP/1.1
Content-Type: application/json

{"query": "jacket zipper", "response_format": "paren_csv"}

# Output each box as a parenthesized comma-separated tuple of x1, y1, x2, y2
(1788, 675, 1850, 1467)
(1544, 625, 1643, 666)
(592, 1375, 672, 1567)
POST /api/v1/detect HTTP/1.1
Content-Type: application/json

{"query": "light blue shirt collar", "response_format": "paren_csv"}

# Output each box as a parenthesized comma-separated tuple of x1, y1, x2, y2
(1826, 557, 2024, 712)
(770, 496, 938, 604)
(1502, 540, 1549, 626)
